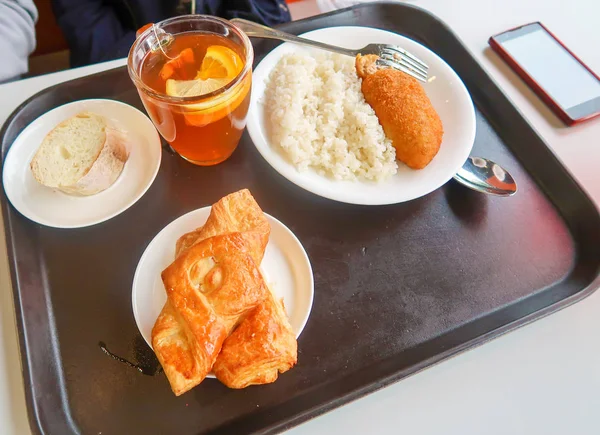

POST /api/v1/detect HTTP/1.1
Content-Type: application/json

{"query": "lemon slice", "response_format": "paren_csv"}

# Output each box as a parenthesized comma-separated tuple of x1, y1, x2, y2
(165, 77, 230, 98)
(182, 75, 251, 127)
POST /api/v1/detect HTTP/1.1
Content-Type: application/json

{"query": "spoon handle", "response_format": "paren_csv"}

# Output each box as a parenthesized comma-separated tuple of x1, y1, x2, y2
(229, 18, 357, 57)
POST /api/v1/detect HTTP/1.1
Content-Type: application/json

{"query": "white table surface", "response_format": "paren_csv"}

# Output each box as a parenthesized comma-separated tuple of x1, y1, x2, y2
(1, 0, 599, 433)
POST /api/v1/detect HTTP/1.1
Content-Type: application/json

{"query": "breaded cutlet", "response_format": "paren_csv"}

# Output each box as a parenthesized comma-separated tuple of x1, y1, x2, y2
(356, 54, 444, 170)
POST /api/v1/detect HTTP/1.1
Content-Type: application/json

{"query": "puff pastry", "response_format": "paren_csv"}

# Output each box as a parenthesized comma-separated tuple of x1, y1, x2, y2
(212, 288, 297, 388)
(154, 188, 297, 394)
(175, 189, 270, 264)
(176, 189, 298, 389)
(152, 232, 268, 396)
(177, 189, 298, 388)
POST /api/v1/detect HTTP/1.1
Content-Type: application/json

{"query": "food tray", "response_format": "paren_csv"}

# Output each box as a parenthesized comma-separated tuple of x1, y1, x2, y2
(1, 3, 599, 434)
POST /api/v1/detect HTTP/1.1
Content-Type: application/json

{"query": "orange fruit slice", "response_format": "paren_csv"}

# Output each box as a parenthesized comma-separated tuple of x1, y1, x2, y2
(197, 45, 244, 81)
(159, 48, 195, 80)
(165, 45, 248, 126)
(165, 46, 243, 99)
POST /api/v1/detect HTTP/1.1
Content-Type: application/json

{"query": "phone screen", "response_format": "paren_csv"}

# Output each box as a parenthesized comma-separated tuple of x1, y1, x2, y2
(494, 23, 600, 121)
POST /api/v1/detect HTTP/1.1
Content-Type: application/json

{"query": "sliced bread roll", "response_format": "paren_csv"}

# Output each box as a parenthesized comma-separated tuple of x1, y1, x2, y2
(30, 112, 129, 196)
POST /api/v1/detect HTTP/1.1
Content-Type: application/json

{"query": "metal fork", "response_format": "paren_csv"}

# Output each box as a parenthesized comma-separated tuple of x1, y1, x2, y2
(230, 18, 429, 82)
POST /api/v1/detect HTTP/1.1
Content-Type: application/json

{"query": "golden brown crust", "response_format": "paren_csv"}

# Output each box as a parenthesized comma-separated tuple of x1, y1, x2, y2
(152, 302, 217, 396)
(152, 232, 268, 396)
(174, 189, 297, 389)
(213, 290, 297, 389)
(361, 69, 444, 169)
(154, 188, 297, 393)
(355, 54, 380, 79)
(176, 189, 270, 264)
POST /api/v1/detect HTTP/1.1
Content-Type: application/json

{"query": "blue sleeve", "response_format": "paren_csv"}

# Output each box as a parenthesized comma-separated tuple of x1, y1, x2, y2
(52, 0, 292, 68)
(208, 0, 292, 26)
(51, 0, 136, 67)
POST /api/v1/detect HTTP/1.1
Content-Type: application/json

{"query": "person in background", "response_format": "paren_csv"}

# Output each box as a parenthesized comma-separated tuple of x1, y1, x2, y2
(0, 0, 38, 83)
(51, 0, 291, 68)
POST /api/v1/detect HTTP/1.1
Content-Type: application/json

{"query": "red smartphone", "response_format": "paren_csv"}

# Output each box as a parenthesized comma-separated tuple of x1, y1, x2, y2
(489, 22, 600, 126)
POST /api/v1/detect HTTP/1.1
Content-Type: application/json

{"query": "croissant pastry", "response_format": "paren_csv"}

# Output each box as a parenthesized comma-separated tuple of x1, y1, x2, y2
(177, 189, 298, 388)
(152, 232, 268, 396)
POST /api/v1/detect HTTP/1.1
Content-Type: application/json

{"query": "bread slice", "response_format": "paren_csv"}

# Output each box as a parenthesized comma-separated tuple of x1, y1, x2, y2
(30, 112, 129, 196)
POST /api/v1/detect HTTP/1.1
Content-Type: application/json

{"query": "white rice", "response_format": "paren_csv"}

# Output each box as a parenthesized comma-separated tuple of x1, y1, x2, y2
(264, 52, 397, 182)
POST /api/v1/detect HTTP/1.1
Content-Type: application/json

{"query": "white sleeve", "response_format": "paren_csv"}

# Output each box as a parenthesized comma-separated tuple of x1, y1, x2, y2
(0, 0, 38, 83)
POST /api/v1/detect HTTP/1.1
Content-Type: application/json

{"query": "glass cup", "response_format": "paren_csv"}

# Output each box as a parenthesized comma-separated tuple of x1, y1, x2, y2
(127, 15, 253, 166)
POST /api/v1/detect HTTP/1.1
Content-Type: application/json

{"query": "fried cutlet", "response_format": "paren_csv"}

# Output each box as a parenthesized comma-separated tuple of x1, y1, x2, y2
(355, 54, 380, 79)
(355, 54, 444, 170)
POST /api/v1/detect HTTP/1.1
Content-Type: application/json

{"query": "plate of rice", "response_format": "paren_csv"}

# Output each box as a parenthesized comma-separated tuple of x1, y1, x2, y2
(246, 26, 476, 205)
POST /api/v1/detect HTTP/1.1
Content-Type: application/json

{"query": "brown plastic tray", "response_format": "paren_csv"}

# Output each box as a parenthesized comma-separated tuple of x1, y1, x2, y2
(1, 3, 599, 434)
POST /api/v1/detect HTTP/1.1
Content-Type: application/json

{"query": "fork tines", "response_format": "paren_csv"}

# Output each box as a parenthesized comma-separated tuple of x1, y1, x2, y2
(378, 45, 429, 83)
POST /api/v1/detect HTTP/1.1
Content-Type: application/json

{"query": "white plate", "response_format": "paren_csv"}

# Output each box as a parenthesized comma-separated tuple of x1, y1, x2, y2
(2, 99, 162, 228)
(131, 206, 314, 354)
(247, 26, 476, 205)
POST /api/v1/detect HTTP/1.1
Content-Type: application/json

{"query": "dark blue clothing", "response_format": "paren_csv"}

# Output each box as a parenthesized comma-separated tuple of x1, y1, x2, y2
(51, 0, 291, 67)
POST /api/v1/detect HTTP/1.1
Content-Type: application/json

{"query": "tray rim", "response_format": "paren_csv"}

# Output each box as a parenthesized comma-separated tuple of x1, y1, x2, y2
(1, 2, 599, 434)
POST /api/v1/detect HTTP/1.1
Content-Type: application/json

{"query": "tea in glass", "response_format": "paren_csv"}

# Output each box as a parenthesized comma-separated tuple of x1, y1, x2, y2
(128, 16, 253, 166)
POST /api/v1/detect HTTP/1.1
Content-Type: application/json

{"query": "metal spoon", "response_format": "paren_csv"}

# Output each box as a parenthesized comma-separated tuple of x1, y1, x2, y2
(453, 156, 517, 196)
